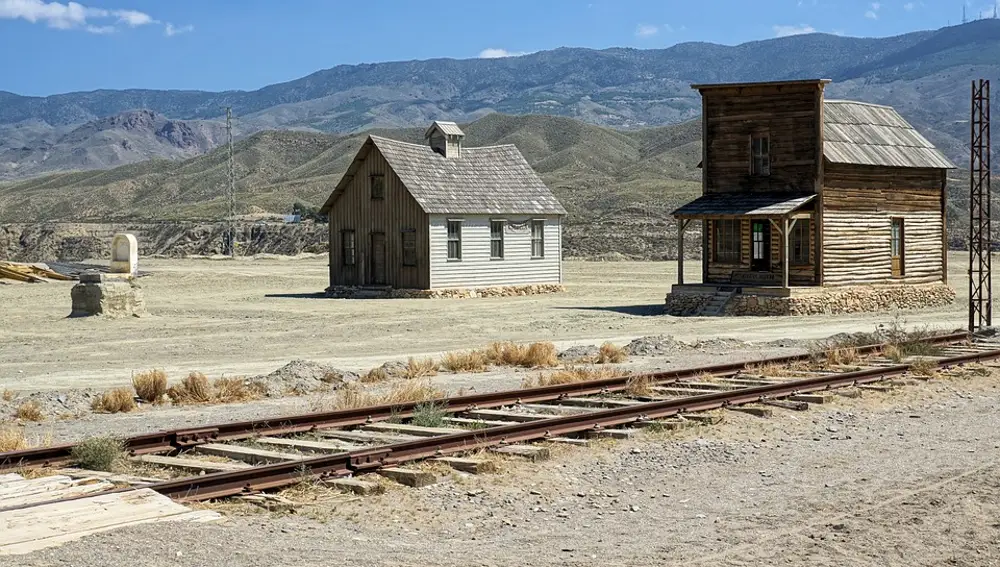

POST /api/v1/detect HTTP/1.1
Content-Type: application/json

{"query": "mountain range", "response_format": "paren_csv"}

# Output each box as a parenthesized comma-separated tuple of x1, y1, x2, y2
(2, 19, 1000, 182)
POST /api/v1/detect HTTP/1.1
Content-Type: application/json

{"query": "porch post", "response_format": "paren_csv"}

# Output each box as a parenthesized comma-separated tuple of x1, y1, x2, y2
(783, 217, 790, 289)
(677, 219, 688, 285)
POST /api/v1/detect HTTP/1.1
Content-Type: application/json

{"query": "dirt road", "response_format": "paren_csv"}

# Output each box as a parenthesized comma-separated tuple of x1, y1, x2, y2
(0, 255, 972, 392)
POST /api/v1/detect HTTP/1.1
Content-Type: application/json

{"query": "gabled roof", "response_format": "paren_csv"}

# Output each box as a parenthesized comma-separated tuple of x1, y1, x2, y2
(823, 100, 955, 169)
(320, 135, 566, 216)
(672, 193, 815, 218)
(424, 121, 465, 138)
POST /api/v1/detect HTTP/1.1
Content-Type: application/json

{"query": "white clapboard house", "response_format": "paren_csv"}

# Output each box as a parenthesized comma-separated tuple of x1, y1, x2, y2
(319, 121, 566, 291)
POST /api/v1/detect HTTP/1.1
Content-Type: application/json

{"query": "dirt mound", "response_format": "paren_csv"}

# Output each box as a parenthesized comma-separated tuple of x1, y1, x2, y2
(558, 344, 601, 361)
(250, 359, 358, 397)
(0, 389, 101, 419)
(625, 335, 689, 357)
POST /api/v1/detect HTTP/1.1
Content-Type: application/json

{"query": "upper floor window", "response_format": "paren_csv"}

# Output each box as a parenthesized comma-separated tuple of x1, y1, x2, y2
(751, 134, 770, 176)
(370, 174, 385, 200)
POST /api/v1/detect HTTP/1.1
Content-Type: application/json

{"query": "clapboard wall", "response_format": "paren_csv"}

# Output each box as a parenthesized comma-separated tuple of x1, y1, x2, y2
(428, 215, 562, 289)
(821, 164, 947, 286)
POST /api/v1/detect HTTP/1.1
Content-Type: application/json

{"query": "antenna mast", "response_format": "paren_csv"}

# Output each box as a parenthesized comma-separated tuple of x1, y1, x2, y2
(226, 107, 236, 257)
(963, 4, 967, 23)
(970, 80, 992, 332)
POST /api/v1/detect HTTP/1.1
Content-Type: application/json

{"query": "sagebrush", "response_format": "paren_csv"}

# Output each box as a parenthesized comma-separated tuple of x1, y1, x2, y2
(71, 436, 125, 472)
(132, 369, 168, 403)
(91, 388, 137, 413)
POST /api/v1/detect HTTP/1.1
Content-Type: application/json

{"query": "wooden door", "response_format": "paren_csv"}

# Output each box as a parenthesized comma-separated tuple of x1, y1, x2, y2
(371, 232, 386, 285)
(891, 218, 904, 278)
(751, 220, 771, 272)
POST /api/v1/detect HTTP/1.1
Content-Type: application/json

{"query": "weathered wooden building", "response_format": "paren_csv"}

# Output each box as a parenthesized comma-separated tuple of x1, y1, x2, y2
(319, 121, 566, 294)
(667, 79, 957, 315)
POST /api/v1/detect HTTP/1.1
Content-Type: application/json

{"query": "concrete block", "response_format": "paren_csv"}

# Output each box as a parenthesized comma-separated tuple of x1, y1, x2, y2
(70, 279, 146, 318)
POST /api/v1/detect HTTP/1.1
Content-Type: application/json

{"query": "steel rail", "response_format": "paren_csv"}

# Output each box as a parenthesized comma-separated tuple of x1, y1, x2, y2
(0, 331, 970, 471)
(149, 343, 997, 502)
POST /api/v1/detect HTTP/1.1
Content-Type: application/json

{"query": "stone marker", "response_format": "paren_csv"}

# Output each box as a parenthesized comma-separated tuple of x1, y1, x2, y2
(109, 233, 139, 276)
(69, 233, 145, 318)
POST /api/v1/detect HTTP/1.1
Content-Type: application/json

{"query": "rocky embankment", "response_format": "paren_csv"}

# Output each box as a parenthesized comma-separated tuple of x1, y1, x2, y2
(0, 222, 328, 262)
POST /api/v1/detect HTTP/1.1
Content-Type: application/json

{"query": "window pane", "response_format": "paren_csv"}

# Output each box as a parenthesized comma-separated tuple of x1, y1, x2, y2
(447, 221, 461, 260)
(531, 221, 544, 258)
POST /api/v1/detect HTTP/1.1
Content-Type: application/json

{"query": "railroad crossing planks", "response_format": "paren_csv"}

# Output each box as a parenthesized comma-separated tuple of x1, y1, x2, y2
(133, 454, 252, 473)
(192, 443, 305, 465)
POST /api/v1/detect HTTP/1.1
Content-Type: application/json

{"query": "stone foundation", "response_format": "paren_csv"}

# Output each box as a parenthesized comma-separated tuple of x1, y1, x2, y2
(665, 283, 956, 317)
(70, 274, 146, 317)
(326, 283, 565, 299)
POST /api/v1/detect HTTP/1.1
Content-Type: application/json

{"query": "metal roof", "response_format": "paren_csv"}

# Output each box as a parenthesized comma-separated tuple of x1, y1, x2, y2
(321, 135, 566, 216)
(822, 100, 956, 169)
(672, 193, 815, 218)
(424, 121, 465, 138)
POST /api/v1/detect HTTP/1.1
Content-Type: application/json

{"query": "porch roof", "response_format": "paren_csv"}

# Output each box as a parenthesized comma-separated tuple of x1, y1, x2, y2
(672, 193, 815, 218)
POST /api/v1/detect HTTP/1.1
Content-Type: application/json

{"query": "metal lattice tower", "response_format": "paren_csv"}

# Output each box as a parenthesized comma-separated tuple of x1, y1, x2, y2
(226, 107, 236, 257)
(970, 80, 992, 332)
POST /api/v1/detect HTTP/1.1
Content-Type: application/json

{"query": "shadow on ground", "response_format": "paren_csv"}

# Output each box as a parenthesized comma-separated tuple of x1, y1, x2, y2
(264, 292, 329, 299)
(555, 304, 666, 317)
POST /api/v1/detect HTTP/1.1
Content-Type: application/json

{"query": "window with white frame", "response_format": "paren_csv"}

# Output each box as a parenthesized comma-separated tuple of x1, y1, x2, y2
(531, 220, 545, 258)
(447, 220, 462, 260)
(490, 220, 505, 259)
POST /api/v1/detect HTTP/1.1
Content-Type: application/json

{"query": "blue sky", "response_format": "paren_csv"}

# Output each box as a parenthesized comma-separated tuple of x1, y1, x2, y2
(1, 0, 998, 96)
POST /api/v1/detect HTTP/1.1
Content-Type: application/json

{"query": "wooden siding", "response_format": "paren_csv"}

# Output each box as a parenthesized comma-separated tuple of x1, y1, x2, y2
(428, 215, 561, 289)
(702, 84, 822, 194)
(327, 147, 430, 289)
(821, 164, 944, 286)
(704, 218, 816, 285)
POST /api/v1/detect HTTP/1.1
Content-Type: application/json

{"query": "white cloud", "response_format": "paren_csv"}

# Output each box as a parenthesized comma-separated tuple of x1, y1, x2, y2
(0, 0, 160, 33)
(634, 23, 658, 37)
(866, 1, 881, 18)
(903, 2, 915, 10)
(164, 22, 193, 37)
(773, 23, 816, 37)
(478, 48, 528, 58)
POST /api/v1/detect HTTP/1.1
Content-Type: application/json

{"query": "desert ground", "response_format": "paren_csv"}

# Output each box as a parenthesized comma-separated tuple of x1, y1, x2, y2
(2, 253, 999, 566)
(0, 254, 975, 393)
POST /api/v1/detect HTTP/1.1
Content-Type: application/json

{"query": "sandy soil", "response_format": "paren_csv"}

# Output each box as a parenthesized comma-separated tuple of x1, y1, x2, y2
(16, 361, 1000, 566)
(0, 255, 973, 393)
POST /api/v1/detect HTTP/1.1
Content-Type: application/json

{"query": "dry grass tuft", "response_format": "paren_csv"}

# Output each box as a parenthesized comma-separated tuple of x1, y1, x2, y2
(91, 388, 137, 414)
(909, 357, 939, 377)
(167, 372, 213, 404)
(623, 374, 654, 397)
(16, 401, 44, 422)
(0, 427, 28, 452)
(441, 350, 488, 373)
(402, 358, 439, 380)
(595, 342, 628, 364)
(131, 369, 168, 404)
(483, 341, 559, 368)
(329, 381, 445, 410)
(214, 377, 262, 403)
(522, 366, 630, 388)
(826, 347, 859, 366)
(2, 390, 14, 402)
(745, 361, 810, 378)
(882, 344, 904, 363)
(360, 366, 390, 384)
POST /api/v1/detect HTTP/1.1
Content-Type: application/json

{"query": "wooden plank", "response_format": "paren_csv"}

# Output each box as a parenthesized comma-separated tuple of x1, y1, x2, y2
(192, 443, 304, 465)
(586, 428, 638, 440)
(461, 409, 550, 423)
(727, 406, 774, 418)
(314, 429, 420, 445)
(324, 478, 384, 495)
(787, 393, 832, 404)
(491, 445, 551, 461)
(0, 488, 221, 556)
(552, 397, 646, 409)
(442, 417, 511, 428)
(255, 437, 353, 454)
(546, 437, 591, 447)
(362, 423, 464, 437)
(431, 457, 497, 474)
(378, 467, 436, 488)
(0, 478, 114, 511)
(679, 413, 724, 425)
(133, 454, 252, 473)
(518, 403, 599, 415)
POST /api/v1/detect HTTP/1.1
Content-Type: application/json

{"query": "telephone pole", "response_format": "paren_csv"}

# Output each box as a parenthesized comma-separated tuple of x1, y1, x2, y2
(226, 107, 236, 257)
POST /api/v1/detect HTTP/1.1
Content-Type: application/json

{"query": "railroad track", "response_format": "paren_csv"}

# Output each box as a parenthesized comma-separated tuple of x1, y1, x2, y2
(2, 331, 994, 508)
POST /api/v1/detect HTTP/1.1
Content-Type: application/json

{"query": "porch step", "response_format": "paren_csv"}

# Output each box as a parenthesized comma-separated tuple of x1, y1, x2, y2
(697, 290, 736, 316)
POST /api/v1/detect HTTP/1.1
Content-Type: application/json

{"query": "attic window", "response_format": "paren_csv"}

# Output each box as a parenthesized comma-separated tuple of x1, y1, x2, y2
(751, 134, 770, 176)
(370, 175, 385, 200)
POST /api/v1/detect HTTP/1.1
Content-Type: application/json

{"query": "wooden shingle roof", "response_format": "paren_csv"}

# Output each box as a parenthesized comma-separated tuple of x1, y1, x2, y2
(425, 121, 465, 138)
(320, 135, 566, 215)
(822, 100, 955, 169)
